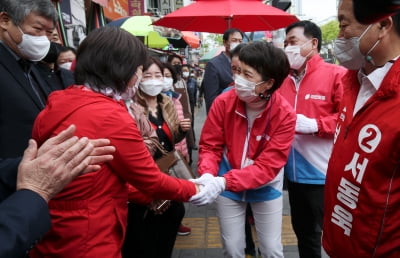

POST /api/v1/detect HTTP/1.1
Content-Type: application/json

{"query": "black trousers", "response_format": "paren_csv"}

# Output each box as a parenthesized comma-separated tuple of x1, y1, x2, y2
(122, 201, 185, 258)
(287, 181, 324, 258)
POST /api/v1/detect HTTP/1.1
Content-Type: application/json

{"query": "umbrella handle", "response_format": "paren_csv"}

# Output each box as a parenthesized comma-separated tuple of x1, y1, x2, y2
(224, 16, 233, 28)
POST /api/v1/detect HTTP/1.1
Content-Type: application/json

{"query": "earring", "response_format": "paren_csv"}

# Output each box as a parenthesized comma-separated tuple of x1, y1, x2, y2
(259, 93, 271, 101)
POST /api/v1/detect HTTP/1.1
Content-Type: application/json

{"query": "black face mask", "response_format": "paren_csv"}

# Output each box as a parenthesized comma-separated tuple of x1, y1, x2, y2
(173, 64, 182, 75)
(42, 42, 63, 63)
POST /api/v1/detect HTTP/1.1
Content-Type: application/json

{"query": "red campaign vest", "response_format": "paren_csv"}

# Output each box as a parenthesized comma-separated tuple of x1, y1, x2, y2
(323, 63, 400, 257)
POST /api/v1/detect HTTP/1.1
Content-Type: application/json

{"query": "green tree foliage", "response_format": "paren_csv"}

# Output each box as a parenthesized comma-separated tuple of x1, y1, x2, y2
(201, 33, 223, 54)
(208, 33, 223, 45)
(321, 20, 339, 44)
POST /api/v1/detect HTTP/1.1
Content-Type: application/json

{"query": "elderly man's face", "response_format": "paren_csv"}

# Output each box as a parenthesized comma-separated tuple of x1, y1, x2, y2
(0, 11, 54, 56)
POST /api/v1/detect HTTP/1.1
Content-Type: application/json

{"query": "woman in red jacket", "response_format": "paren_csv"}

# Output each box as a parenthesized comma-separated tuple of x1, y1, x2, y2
(29, 26, 198, 258)
(191, 42, 296, 257)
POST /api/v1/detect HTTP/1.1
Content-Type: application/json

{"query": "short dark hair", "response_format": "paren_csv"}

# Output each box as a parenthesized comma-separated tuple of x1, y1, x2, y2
(167, 54, 183, 64)
(74, 26, 147, 93)
(391, 13, 400, 36)
(182, 64, 191, 70)
(163, 62, 178, 84)
(223, 28, 244, 42)
(143, 57, 164, 75)
(231, 43, 247, 57)
(59, 46, 77, 56)
(286, 20, 322, 52)
(239, 41, 290, 93)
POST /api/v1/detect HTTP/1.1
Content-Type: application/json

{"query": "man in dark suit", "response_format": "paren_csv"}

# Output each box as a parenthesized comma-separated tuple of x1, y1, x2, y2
(0, 2, 116, 256)
(201, 28, 243, 113)
(0, 0, 59, 160)
(0, 125, 115, 257)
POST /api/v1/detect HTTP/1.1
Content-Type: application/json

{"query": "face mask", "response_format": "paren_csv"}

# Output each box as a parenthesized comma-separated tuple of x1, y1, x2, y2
(139, 79, 164, 96)
(58, 62, 72, 70)
(284, 40, 312, 70)
(182, 71, 190, 78)
(230, 42, 240, 52)
(42, 42, 63, 63)
(121, 75, 141, 100)
(333, 25, 380, 70)
(173, 64, 182, 75)
(17, 27, 50, 62)
(162, 77, 174, 92)
(234, 75, 263, 103)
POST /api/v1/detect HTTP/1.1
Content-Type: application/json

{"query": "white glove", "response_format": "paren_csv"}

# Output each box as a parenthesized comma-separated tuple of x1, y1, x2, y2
(189, 173, 226, 206)
(295, 114, 318, 134)
(189, 172, 214, 185)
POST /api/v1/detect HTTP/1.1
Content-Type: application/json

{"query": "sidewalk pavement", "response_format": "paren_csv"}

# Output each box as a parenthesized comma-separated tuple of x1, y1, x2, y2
(172, 192, 301, 258)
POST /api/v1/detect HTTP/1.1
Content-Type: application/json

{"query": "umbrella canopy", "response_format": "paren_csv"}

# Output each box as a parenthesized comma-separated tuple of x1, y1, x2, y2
(182, 31, 201, 48)
(108, 16, 175, 49)
(168, 31, 201, 48)
(154, 0, 299, 34)
(199, 46, 225, 62)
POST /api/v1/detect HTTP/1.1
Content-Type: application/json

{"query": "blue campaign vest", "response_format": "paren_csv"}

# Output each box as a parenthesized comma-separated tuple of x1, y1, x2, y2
(218, 155, 281, 202)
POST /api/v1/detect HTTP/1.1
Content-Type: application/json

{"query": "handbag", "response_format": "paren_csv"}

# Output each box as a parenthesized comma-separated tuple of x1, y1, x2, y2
(156, 150, 195, 180)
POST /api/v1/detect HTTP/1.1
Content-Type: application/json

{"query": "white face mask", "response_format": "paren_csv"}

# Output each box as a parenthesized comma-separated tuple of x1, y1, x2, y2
(230, 42, 240, 52)
(17, 27, 50, 62)
(182, 71, 190, 78)
(58, 62, 72, 70)
(333, 25, 380, 70)
(234, 75, 263, 103)
(284, 40, 312, 70)
(121, 75, 141, 100)
(139, 79, 164, 96)
(162, 77, 174, 92)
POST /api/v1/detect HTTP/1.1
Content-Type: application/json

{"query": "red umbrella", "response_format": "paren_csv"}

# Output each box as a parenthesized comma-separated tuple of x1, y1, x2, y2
(154, 0, 298, 34)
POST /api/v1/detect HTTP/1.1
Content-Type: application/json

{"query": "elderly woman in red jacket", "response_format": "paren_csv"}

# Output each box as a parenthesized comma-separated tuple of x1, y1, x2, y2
(29, 26, 199, 258)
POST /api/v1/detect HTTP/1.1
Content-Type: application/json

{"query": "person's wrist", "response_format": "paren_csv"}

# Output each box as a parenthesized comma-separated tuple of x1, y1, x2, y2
(194, 183, 200, 194)
(17, 185, 50, 203)
(216, 176, 226, 190)
(310, 118, 318, 132)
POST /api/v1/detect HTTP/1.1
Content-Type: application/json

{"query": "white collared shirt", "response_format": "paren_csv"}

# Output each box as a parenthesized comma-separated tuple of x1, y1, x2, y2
(354, 58, 397, 115)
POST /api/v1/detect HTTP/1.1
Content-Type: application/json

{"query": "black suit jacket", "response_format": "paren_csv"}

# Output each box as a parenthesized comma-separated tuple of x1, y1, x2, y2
(0, 158, 20, 202)
(0, 43, 55, 158)
(36, 62, 75, 90)
(0, 189, 50, 258)
(0, 145, 50, 258)
(201, 52, 233, 113)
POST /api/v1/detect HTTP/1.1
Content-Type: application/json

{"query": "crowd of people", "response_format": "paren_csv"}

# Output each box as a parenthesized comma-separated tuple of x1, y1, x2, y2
(1, 0, 400, 257)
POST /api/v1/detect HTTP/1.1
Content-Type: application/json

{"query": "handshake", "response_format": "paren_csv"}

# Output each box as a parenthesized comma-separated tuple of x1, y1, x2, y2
(189, 173, 226, 206)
